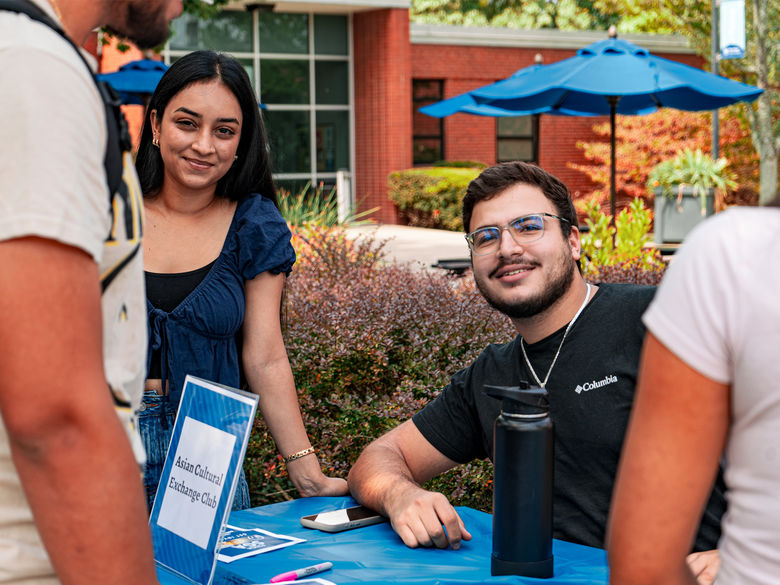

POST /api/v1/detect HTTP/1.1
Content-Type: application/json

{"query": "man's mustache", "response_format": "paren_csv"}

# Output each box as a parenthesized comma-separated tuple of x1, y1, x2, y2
(488, 257, 541, 279)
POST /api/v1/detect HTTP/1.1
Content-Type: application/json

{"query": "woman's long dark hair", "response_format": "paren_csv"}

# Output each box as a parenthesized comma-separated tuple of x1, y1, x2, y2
(136, 51, 276, 204)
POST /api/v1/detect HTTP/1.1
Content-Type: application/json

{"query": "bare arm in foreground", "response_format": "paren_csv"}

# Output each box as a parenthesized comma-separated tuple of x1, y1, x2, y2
(0, 238, 158, 585)
(607, 333, 728, 585)
(348, 419, 472, 549)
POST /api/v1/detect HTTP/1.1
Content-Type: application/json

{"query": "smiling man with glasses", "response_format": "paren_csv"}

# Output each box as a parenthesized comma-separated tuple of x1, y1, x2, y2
(348, 162, 725, 582)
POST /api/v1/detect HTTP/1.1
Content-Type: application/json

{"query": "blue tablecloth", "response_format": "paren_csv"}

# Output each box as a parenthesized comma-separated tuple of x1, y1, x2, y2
(157, 496, 608, 585)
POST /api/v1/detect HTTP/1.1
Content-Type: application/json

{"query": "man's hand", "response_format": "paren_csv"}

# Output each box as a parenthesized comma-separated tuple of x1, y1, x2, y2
(384, 482, 472, 549)
(686, 550, 720, 585)
(348, 420, 472, 551)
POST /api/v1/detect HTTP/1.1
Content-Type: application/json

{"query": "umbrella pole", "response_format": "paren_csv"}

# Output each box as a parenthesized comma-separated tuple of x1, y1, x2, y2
(608, 96, 618, 226)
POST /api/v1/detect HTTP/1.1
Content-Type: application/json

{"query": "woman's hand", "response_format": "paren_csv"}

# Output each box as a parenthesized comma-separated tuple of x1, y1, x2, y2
(287, 455, 348, 497)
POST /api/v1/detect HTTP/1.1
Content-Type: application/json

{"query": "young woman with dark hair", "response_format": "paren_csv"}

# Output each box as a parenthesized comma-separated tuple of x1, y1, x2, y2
(136, 50, 347, 510)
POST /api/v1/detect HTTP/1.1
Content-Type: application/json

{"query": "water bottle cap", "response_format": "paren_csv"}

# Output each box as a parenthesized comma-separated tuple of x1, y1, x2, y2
(483, 382, 549, 415)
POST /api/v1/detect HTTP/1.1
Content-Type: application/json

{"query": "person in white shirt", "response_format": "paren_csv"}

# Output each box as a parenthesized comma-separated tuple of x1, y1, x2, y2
(609, 202, 780, 585)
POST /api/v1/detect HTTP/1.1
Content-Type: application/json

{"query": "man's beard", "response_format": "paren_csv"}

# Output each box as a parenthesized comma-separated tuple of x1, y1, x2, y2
(474, 255, 576, 320)
(104, 2, 174, 50)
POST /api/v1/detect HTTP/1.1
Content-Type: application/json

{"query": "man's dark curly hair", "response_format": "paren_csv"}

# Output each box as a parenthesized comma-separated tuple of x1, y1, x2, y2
(462, 161, 577, 235)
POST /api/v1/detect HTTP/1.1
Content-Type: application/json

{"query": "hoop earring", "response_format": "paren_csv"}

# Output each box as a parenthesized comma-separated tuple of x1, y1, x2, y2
(152, 135, 160, 148)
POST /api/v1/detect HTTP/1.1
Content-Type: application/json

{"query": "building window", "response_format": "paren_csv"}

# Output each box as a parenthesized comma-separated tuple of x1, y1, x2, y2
(413, 80, 444, 165)
(163, 9, 352, 198)
(496, 115, 538, 163)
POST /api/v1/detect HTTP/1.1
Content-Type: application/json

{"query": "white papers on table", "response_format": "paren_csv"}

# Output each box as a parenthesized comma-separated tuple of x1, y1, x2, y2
(217, 525, 305, 563)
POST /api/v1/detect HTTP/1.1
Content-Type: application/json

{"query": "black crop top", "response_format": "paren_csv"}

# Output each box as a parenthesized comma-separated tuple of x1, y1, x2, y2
(145, 261, 216, 313)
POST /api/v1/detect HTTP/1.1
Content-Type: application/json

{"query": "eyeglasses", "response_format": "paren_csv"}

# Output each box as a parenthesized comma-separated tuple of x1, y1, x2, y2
(464, 213, 570, 256)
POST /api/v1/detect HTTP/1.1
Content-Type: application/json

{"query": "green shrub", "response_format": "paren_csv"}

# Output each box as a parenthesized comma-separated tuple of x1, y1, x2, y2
(278, 182, 377, 227)
(431, 160, 488, 169)
(388, 167, 481, 231)
(580, 197, 668, 285)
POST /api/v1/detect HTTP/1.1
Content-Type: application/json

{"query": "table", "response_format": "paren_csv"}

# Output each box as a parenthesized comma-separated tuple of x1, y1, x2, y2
(157, 496, 607, 584)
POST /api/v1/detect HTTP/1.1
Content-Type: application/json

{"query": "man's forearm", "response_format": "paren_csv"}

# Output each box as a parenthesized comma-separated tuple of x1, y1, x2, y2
(349, 420, 459, 516)
(349, 441, 420, 516)
(349, 429, 471, 550)
(0, 239, 158, 584)
(11, 406, 158, 585)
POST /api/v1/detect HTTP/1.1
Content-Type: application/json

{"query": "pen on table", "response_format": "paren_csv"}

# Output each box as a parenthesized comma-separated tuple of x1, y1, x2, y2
(269, 561, 333, 583)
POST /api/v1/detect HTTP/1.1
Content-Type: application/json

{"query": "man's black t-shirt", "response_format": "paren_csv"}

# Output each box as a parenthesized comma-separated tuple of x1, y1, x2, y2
(413, 283, 725, 551)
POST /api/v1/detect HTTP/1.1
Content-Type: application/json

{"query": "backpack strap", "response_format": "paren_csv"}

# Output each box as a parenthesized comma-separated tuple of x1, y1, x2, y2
(0, 0, 129, 198)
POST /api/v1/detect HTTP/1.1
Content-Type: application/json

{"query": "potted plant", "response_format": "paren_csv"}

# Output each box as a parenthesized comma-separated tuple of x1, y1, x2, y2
(648, 148, 737, 244)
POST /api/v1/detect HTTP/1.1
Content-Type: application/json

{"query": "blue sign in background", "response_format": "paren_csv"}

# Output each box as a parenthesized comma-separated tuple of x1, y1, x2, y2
(150, 376, 258, 585)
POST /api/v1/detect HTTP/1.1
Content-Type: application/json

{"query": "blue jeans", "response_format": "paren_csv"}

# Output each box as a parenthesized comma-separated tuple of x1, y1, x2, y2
(138, 391, 251, 512)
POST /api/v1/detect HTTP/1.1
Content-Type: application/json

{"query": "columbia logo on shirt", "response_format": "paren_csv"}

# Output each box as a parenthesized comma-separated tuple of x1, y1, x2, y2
(574, 375, 618, 394)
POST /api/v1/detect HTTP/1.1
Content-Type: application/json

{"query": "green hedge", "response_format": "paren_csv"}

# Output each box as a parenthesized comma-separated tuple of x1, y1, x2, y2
(388, 166, 483, 231)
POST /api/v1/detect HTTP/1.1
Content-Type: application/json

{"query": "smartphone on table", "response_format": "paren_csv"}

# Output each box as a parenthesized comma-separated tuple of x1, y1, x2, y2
(300, 505, 386, 533)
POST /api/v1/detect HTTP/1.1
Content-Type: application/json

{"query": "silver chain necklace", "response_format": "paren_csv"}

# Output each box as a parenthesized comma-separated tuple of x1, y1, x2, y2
(520, 283, 592, 389)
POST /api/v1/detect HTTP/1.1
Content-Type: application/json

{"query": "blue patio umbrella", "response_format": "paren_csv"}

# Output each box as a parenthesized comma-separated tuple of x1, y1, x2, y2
(424, 33, 763, 218)
(472, 37, 762, 114)
(97, 59, 169, 105)
(421, 91, 530, 117)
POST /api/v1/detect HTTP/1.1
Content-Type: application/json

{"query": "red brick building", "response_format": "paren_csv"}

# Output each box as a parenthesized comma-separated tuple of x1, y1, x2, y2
(102, 1, 701, 225)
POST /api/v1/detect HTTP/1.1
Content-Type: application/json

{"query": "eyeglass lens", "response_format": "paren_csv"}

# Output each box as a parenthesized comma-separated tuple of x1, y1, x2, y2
(470, 214, 546, 253)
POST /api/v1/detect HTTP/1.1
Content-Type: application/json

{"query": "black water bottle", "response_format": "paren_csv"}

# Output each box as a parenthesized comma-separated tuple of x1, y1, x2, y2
(484, 382, 554, 578)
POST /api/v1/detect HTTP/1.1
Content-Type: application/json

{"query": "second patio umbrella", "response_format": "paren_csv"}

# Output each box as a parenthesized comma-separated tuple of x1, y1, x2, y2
(97, 59, 169, 105)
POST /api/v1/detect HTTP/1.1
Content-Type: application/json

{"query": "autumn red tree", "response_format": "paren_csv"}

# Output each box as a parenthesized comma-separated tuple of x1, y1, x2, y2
(571, 108, 759, 214)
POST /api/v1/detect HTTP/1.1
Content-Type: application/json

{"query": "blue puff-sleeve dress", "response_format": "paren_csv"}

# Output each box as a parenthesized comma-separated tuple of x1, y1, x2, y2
(140, 193, 296, 510)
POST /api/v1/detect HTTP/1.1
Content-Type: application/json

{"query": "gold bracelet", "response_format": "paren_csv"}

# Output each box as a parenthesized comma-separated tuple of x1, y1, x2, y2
(284, 446, 315, 463)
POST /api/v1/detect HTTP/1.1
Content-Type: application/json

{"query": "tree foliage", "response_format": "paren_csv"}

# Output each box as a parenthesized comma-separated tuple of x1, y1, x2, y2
(182, 0, 231, 19)
(588, 0, 709, 37)
(571, 109, 759, 213)
(412, 0, 618, 30)
(410, 0, 713, 32)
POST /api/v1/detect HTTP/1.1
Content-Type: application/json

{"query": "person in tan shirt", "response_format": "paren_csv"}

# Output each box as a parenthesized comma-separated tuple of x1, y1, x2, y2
(0, 1, 182, 583)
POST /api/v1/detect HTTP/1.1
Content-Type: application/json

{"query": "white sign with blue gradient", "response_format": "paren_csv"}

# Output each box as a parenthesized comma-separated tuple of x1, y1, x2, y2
(720, 0, 746, 59)
(158, 417, 236, 547)
(151, 375, 259, 585)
